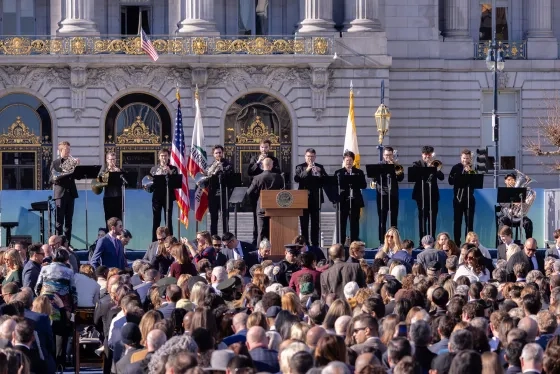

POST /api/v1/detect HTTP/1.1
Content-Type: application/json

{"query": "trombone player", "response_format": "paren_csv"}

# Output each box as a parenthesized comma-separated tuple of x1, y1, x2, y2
(150, 148, 178, 242)
(208, 145, 233, 236)
(375, 146, 404, 245)
(49, 141, 79, 243)
(412, 146, 444, 239)
(98, 151, 122, 224)
(248, 139, 281, 245)
(448, 149, 477, 245)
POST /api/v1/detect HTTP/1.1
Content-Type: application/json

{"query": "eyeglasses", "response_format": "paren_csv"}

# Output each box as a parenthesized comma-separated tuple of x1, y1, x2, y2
(353, 327, 367, 334)
(157, 237, 166, 242)
(386, 235, 393, 239)
(213, 243, 222, 248)
(443, 249, 451, 253)
(467, 256, 475, 261)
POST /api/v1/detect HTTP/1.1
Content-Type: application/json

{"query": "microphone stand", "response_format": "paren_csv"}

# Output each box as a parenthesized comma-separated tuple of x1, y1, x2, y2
(336, 172, 342, 244)
(165, 173, 170, 227)
(379, 169, 384, 235)
(421, 173, 426, 238)
(387, 173, 392, 229)
(427, 173, 434, 237)
(121, 174, 128, 228)
(218, 173, 224, 233)
(47, 195, 53, 237)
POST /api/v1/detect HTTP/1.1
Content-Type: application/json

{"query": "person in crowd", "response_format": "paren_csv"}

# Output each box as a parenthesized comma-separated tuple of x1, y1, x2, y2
(169, 243, 198, 278)
(2, 249, 23, 287)
(416, 235, 446, 272)
(216, 232, 257, 268)
(144, 226, 170, 262)
(453, 247, 491, 282)
(90, 217, 127, 270)
(320, 244, 365, 299)
(22, 244, 45, 293)
(74, 264, 100, 307)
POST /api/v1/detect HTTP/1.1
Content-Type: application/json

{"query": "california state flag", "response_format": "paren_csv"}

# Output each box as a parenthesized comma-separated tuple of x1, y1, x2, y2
(186, 92, 208, 221)
(343, 81, 360, 168)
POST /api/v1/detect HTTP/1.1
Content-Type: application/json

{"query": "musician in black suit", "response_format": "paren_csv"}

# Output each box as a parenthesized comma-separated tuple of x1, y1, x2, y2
(294, 148, 330, 247)
(334, 151, 367, 243)
(247, 158, 285, 245)
(498, 173, 534, 239)
(150, 148, 178, 242)
(49, 141, 79, 243)
(208, 145, 233, 236)
(448, 149, 477, 245)
(412, 146, 444, 239)
(98, 151, 123, 224)
(248, 139, 282, 245)
(374, 146, 404, 244)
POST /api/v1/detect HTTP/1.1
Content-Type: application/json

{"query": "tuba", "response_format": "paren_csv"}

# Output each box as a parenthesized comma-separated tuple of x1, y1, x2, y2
(52, 155, 78, 181)
(501, 169, 536, 223)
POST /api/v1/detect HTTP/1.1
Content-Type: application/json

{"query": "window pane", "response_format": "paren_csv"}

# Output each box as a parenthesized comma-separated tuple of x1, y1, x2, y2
(0, 93, 41, 109)
(2, 167, 16, 190)
(115, 104, 161, 138)
(20, 167, 34, 189)
(481, 116, 518, 169)
(2, 12, 17, 35)
(482, 92, 517, 113)
(3, 1, 16, 12)
(479, 5, 508, 40)
(20, 17, 35, 35)
(255, 0, 268, 35)
(238, 0, 254, 35)
(0, 104, 41, 135)
(20, 0, 34, 17)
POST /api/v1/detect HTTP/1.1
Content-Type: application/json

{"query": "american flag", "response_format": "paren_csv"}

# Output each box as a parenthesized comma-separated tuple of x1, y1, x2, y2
(170, 90, 190, 228)
(140, 28, 159, 61)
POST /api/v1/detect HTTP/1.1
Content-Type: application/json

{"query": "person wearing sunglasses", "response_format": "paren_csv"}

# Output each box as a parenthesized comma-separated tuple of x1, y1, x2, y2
(380, 228, 403, 258)
(453, 247, 490, 283)
(143, 226, 169, 262)
(506, 238, 544, 282)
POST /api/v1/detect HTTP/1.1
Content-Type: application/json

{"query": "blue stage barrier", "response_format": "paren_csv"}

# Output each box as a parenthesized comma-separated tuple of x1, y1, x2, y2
(0, 190, 206, 250)
(0, 188, 544, 250)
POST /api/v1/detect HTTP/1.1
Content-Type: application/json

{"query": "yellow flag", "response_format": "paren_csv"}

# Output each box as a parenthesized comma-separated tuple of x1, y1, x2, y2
(343, 82, 360, 168)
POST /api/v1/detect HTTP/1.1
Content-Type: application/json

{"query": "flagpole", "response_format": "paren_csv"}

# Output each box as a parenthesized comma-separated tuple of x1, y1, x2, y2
(176, 84, 181, 239)
(194, 84, 200, 234)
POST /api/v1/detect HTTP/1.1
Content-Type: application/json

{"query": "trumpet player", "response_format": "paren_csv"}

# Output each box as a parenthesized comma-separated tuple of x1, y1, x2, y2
(208, 145, 233, 236)
(49, 141, 79, 243)
(334, 151, 366, 243)
(375, 147, 404, 245)
(294, 148, 331, 247)
(248, 139, 281, 245)
(412, 146, 444, 239)
(448, 149, 477, 245)
(99, 152, 122, 224)
(150, 148, 178, 242)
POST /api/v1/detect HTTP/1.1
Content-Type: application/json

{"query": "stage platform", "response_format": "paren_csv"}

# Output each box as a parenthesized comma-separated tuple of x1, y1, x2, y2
(0, 188, 557, 250)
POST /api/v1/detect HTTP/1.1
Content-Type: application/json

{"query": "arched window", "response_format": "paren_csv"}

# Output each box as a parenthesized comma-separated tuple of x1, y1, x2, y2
(104, 93, 172, 188)
(0, 93, 52, 190)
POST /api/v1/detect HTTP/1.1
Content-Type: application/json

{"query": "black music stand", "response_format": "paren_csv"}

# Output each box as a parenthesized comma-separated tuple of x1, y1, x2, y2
(367, 164, 396, 229)
(29, 201, 48, 243)
(305, 175, 332, 246)
(498, 187, 528, 241)
(231, 186, 248, 238)
(0, 222, 17, 247)
(74, 165, 101, 249)
(337, 174, 366, 244)
(408, 166, 437, 237)
(455, 174, 484, 238)
(153, 174, 183, 227)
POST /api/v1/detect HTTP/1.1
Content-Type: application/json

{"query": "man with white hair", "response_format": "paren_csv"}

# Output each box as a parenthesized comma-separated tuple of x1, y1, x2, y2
(130, 259, 145, 286)
(343, 282, 359, 301)
(321, 361, 351, 374)
(280, 341, 309, 374)
(334, 316, 351, 337)
(129, 329, 168, 372)
(211, 266, 227, 295)
(416, 235, 446, 272)
(520, 343, 543, 374)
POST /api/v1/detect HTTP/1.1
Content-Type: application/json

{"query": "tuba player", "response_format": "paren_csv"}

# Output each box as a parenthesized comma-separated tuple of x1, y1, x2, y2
(498, 172, 533, 239)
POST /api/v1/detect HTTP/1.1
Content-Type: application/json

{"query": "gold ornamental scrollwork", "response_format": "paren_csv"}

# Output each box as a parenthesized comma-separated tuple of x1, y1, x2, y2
(236, 116, 279, 145)
(70, 37, 87, 55)
(0, 117, 41, 145)
(116, 116, 160, 145)
(313, 37, 328, 55)
(0, 37, 32, 55)
(192, 38, 208, 55)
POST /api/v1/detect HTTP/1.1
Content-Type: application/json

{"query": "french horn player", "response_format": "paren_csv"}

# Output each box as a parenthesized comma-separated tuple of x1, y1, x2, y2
(149, 148, 178, 242)
(375, 146, 404, 245)
(448, 149, 477, 245)
(97, 151, 122, 223)
(49, 141, 79, 243)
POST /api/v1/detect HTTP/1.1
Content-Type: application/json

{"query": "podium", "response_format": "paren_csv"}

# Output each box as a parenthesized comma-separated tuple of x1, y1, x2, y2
(260, 190, 308, 258)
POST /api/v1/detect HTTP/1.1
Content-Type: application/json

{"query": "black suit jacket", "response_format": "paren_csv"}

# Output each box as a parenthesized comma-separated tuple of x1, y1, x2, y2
(49, 157, 78, 199)
(374, 161, 404, 196)
(208, 159, 233, 195)
(247, 170, 285, 211)
(411, 160, 444, 202)
(448, 162, 476, 203)
(497, 243, 507, 261)
(506, 250, 544, 281)
(248, 153, 281, 177)
(149, 164, 179, 203)
(15, 345, 43, 374)
(334, 167, 367, 208)
(294, 162, 331, 208)
(215, 241, 258, 267)
(97, 166, 122, 198)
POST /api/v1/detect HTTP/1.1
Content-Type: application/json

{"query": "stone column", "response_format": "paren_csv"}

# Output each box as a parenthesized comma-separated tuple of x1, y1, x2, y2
(348, 0, 382, 32)
(298, 0, 335, 34)
(58, 0, 99, 35)
(526, 0, 554, 38)
(443, 0, 469, 38)
(525, 0, 557, 59)
(178, 0, 219, 35)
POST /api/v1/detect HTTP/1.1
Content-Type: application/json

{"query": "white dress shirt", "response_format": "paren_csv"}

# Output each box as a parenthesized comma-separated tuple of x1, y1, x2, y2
(233, 241, 244, 260)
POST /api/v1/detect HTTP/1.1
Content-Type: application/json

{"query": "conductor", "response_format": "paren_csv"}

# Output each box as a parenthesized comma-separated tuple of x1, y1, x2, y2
(247, 158, 284, 245)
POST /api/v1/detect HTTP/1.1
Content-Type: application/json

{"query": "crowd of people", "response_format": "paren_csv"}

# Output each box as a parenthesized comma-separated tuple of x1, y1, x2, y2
(0, 217, 560, 374)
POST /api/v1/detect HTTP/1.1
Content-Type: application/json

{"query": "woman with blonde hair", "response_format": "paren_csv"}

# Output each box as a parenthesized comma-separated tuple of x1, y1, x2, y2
(251, 273, 269, 293)
(2, 248, 23, 286)
(381, 228, 403, 258)
(465, 231, 492, 259)
(282, 292, 303, 318)
(435, 232, 450, 250)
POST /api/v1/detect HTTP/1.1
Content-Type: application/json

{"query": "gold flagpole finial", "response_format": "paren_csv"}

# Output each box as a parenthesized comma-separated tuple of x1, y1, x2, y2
(195, 84, 199, 101)
(175, 83, 180, 101)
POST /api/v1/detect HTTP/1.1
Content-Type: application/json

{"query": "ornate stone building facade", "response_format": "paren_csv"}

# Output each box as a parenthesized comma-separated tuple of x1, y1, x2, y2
(0, 0, 559, 191)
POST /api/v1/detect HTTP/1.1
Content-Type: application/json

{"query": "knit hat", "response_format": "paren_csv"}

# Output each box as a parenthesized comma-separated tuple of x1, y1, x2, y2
(300, 282, 314, 295)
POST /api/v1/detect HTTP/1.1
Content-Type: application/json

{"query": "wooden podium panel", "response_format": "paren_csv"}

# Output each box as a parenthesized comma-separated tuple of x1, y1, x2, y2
(260, 190, 308, 258)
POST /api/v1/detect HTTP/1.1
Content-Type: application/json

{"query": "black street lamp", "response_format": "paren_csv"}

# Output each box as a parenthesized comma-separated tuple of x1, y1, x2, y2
(486, 37, 504, 188)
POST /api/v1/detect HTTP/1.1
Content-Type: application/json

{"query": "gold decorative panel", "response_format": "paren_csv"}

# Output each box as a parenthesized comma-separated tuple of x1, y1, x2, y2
(236, 116, 280, 145)
(116, 116, 160, 145)
(0, 117, 41, 145)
